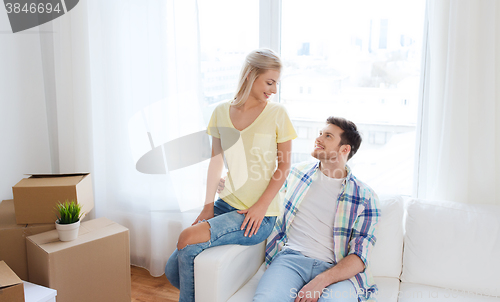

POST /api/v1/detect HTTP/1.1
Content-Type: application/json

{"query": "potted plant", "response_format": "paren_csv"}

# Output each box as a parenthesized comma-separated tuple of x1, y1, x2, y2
(55, 200, 84, 241)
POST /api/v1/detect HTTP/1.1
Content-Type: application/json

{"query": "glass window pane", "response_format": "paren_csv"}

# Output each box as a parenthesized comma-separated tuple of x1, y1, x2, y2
(281, 0, 426, 195)
(198, 0, 259, 119)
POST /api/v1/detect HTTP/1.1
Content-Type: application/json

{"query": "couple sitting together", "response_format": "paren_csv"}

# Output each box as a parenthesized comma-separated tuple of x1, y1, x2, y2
(165, 49, 381, 302)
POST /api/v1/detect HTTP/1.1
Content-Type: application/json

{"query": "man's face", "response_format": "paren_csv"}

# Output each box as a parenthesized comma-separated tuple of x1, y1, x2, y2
(311, 124, 348, 163)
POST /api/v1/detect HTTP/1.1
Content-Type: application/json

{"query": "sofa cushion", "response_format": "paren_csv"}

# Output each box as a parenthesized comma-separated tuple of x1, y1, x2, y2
(399, 282, 500, 302)
(370, 196, 404, 278)
(372, 277, 400, 302)
(227, 263, 266, 302)
(401, 199, 500, 297)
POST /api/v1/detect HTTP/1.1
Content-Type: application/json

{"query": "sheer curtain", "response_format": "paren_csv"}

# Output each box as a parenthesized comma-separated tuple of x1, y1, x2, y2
(44, 0, 206, 276)
(416, 0, 500, 205)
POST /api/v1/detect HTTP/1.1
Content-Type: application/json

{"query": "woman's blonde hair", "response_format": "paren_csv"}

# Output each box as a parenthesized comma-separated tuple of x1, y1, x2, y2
(232, 48, 282, 107)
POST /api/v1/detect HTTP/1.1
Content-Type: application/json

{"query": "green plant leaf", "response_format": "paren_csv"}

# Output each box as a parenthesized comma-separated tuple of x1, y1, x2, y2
(54, 199, 83, 224)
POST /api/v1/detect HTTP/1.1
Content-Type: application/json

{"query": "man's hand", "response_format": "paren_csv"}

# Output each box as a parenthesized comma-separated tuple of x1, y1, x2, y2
(294, 275, 328, 302)
(216, 176, 226, 194)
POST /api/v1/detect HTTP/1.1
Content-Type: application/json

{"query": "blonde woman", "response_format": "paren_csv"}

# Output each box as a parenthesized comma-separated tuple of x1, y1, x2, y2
(165, 49, 297, 302)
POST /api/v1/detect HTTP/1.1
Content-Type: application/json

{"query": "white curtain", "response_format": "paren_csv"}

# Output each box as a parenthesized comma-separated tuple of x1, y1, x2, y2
(0, 12, 52, 199)
(42, 0, 207, 276)
(416, 0, 500, 205)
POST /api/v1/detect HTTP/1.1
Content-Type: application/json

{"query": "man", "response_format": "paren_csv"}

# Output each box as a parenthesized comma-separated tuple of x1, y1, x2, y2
(253, 116, 381, 302)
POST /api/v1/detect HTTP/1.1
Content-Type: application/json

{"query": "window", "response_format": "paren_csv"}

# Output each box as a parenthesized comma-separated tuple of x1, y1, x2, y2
(281, 0, 426, 195)
(198, 0, 426, 196)
(198, 0, 259, 121)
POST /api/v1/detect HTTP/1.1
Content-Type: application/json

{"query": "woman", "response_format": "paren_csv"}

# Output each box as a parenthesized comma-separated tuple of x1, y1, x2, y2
(165, 49, 297, 302)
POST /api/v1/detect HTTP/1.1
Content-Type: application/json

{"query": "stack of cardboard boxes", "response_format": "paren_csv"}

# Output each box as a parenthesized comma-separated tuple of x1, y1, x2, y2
(0, 174, 131, 302)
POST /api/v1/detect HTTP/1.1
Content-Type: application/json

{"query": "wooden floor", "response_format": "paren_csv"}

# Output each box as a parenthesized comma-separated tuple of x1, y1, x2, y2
(131, 265, 180, 302)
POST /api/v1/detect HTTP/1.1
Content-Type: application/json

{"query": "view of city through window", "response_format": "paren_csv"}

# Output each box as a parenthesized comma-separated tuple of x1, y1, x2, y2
(198, 0, 426, 195)
(282, 0, 425, 195)
(198, 0, 258, 110)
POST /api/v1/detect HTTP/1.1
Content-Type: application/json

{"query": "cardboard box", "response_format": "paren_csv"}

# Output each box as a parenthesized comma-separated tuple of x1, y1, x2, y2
(12, 173, 94, 224)
(0, 200, 55, 281)
(26, 217, 131, 302)
(0, 260, 25, 302)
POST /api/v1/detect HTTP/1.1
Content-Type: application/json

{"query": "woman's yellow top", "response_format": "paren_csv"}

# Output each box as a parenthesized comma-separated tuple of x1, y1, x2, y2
(207, 101, 297, 216)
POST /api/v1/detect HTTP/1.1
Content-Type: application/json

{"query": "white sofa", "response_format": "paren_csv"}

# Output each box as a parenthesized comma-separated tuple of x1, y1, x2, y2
(194, 197, 500, 302)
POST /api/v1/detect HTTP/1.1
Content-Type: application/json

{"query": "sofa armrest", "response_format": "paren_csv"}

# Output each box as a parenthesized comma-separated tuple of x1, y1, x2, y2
(194, 242, 265, 302)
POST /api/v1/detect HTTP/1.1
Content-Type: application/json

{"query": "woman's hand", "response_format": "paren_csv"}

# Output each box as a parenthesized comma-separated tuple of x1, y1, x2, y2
(235, 140, 290, 237)
(192, 206, 214, 226)
(237, 201, 268, 237)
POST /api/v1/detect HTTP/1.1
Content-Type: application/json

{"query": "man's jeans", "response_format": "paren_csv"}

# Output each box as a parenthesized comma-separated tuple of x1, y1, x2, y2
(165, 198, 277, 302)
(253, 249, 359, 302)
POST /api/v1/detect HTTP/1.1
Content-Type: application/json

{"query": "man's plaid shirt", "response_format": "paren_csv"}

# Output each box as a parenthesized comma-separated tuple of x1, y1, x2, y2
(265, 161, 381, 301)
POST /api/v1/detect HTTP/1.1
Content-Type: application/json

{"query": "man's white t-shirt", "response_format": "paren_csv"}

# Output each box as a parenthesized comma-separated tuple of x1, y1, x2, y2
(284, 170, 344, 263)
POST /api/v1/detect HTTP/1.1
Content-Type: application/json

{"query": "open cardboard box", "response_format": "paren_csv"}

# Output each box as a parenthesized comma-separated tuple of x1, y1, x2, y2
(12, 173, 94, 224)
(0, 200, 54, 281)
(0, 260, 25, 302)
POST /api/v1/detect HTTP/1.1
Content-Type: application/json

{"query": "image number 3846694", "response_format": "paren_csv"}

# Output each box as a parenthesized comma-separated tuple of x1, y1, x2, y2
(3, 0, 80, 33)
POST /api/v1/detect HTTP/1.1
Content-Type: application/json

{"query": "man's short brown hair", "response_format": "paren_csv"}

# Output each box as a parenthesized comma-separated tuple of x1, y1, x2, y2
(326, 116, 362, 161)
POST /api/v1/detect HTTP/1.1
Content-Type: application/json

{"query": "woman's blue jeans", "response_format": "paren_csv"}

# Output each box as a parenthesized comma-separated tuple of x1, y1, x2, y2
(165, 198, 277, 302)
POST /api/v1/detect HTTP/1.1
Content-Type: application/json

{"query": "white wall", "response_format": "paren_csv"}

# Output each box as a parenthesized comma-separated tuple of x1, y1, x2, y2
(0, 7, 52, 200)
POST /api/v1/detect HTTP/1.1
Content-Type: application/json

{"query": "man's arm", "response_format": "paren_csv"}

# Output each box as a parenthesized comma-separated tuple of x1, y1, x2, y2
(314, 254, 365, 285)
(294, 254, 364, 302)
